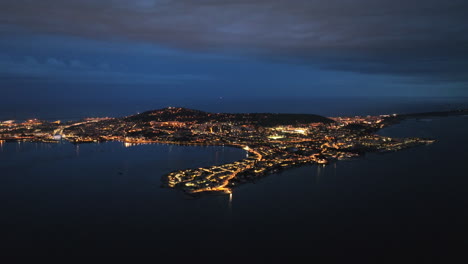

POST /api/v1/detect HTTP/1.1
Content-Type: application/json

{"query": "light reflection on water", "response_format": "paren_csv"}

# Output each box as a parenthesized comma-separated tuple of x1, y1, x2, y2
(316, 164, 322, 184)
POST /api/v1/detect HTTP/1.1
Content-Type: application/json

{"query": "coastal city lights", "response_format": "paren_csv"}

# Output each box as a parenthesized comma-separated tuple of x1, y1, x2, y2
(0, 107, 453, 195)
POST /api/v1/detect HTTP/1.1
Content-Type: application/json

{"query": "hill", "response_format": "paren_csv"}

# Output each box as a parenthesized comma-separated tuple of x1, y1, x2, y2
(124, 107, 334, 126)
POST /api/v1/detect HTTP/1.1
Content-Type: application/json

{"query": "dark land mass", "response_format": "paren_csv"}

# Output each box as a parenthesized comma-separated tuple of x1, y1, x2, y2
(382, 108, 468, 127)
(125, 107, 334, 126)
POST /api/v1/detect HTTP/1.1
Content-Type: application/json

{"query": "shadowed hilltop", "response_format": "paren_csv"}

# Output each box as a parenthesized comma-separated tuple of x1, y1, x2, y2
(125, 107, 334, 126)
(1, 107, 467, 195)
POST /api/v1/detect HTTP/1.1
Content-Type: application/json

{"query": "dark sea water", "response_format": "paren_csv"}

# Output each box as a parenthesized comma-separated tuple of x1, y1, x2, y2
(1, 100, 468, 258)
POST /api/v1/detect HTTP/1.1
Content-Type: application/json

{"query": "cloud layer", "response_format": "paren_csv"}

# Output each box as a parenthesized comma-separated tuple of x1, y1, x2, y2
(1, 0, 468, 84)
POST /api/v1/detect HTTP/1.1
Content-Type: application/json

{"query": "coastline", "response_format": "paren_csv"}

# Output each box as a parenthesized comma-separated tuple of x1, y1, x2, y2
(2, 107, 464, 195)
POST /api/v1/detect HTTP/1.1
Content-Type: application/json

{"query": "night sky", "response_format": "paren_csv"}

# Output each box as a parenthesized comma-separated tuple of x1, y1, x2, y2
(1, 0, 468, 107)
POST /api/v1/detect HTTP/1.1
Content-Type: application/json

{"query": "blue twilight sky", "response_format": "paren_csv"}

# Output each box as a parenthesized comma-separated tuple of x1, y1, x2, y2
(1, 0, 468, 108)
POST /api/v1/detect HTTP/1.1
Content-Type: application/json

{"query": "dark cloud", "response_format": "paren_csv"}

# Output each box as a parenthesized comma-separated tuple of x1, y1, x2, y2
(1, 0, 468, 83)
(0, 55, 212, 84)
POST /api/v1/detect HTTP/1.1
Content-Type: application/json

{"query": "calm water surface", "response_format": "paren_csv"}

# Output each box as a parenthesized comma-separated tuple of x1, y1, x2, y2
(1, 116, 468, 257)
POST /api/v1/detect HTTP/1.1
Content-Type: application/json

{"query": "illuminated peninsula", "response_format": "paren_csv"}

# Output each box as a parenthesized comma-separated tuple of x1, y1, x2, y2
(2, 107, 465, 195)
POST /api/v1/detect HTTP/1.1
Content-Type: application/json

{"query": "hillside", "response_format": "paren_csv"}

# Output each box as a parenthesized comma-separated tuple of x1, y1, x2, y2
(124, 107, 334, 126)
